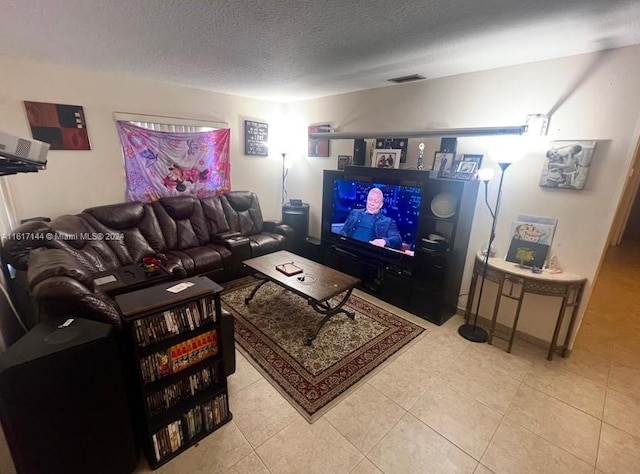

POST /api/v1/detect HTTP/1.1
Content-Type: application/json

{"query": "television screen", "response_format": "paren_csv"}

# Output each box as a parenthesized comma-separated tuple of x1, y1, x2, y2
(330, 179, 422, 256)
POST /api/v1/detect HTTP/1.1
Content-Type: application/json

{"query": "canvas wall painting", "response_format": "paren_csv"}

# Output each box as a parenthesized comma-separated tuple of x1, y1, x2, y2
(539, 140, 596, 190)
(24, 101, 91, 150)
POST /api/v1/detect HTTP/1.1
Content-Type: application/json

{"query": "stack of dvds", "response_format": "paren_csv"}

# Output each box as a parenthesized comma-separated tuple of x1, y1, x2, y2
(139, 330, 218, 384)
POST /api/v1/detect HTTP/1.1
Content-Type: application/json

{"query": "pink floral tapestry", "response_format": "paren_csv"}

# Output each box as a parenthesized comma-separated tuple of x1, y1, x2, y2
(116, 121, 231, 202)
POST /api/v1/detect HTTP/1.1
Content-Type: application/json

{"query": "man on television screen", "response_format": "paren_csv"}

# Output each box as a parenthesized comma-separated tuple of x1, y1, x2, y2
(340, 187, 402, 249)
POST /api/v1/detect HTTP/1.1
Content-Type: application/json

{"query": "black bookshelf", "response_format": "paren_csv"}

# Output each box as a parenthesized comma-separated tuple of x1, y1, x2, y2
(116, 276, 232, 469)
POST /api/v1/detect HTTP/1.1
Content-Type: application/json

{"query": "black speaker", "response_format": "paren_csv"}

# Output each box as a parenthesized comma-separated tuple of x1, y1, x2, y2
(353, 139, 367, 166)
(0, 317, 137, 474)
(297, 236, 323, 263)
(282, 204, 310, 240)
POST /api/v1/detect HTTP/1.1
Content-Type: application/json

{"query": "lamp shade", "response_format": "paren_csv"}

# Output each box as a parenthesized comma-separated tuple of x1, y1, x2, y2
(477, 167, 495, 182)
(485, 135, 527, 165)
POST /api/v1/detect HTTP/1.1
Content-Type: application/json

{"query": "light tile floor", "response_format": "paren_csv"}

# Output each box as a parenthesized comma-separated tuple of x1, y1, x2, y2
(129, 244, 640, 473)
(129, 242, 640, 473)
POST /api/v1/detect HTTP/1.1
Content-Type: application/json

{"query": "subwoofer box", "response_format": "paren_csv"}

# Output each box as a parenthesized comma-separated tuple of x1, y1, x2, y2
(0, 317, 137, 474)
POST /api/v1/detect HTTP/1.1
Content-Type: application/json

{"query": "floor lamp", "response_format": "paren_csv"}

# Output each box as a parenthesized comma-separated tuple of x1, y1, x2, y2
(458, 162, 513, 342)
(281, 152, 288, 205)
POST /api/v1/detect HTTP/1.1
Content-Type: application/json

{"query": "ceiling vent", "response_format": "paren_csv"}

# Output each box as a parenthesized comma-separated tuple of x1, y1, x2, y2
(387, 74, 426, 84)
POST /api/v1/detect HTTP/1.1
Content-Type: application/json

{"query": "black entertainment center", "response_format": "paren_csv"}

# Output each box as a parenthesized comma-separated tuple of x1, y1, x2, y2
(321, 167, 478, 325)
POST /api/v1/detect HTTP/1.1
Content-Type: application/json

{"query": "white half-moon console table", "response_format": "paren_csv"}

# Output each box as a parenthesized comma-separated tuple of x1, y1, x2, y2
(464, 253, 587, 360)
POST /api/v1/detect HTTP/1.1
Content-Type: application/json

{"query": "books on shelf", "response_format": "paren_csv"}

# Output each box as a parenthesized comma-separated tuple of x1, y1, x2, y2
(140, 330, 218, 384)
(151, 392, 229, 462)
(133, 296, 217, 347)
(145, 364, 219, 416)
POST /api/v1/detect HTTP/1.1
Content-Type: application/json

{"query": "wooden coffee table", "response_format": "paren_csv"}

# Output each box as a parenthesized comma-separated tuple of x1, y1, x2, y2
(243, 250, 361, 345)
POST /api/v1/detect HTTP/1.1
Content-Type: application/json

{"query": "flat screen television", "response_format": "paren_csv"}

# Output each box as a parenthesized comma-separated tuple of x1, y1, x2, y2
(328, 178, 422, 257)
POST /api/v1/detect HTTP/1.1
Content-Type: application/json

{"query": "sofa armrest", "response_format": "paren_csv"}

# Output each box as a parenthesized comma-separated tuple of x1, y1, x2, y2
(27, 248, 95, 292)
(155, 253, 187, 278)
(264, 221, 294, 239)
(212, 234, 251, 272)
(1, 220, 54, 271)
(212, 231, 242, 241)
(32, 277, 122, 328)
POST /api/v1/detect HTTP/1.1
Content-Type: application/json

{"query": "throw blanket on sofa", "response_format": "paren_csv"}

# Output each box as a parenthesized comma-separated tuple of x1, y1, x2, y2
(117, 121, 231, 202)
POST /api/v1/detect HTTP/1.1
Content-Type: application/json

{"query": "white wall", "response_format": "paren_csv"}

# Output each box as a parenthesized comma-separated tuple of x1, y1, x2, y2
(2, 47, 640, 345)
(0, 56, 286, 221)
(286, 45, 640, 344)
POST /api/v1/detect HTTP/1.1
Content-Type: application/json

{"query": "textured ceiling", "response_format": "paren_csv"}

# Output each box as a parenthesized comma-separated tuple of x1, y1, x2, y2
(3, 0, 640, 102)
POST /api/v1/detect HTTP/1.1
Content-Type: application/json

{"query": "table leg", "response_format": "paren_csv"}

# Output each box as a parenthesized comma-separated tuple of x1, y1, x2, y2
(488, 276, 506, 345)
(561, 284, 585, 358)
(244, 275, 269, 304)
(508, 288, 526, 353)
(306, 288, 355, 346)
(548, 293, 570, 361)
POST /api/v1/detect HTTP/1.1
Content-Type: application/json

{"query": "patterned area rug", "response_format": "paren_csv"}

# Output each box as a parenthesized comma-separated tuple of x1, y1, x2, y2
(221, 277, 426, 422)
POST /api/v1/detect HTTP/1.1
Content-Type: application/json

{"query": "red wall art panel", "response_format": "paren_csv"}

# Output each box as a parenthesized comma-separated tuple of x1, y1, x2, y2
(24, 101, 91, 150)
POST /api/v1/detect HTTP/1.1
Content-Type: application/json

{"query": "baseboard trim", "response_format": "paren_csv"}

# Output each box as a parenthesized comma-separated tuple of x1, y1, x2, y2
(455, 307, 550, 350)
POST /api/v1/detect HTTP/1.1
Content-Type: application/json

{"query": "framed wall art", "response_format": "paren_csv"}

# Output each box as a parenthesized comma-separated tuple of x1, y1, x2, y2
(24, 101, 91, 150)
(371, 149, 401, 169)
(539, 140, 597, 190)
(244, 120, 269, 156)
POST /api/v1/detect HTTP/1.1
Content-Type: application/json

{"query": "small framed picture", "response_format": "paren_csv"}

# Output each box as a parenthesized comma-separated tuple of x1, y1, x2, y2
(371, 149, 401, 169)
(462, 154, 483, 170)
(337, 155, 351, 170)
(456, 161, 477, 173)
(450, 160, 477, 180)
(432, 152, 454, 177)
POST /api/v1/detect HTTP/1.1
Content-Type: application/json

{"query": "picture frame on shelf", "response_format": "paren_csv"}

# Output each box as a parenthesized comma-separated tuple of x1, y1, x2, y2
(371, 149, 401, 169)
(432, 152, 454, 177)
(450, 160, 477, 180)
(450, 154, 483, 180)
(375, 138, 408, 163)
(337, 155, 351, 170)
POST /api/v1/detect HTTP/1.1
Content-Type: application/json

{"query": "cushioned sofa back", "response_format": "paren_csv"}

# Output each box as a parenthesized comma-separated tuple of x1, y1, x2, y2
(220, 191, 264, 236)
(80, 202, 164, 266)
(199, 195, 231, 236)
(47, 214, 122, 272)
(1, 216, 120, 272)
(152, 196, 210, 249)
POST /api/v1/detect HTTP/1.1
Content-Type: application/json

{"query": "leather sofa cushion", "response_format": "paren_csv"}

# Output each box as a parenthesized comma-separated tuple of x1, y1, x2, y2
(247, 233, 286, 257)
(165, 244, 231, 276)
(27, 249, 95, 291)
(221, 192, 264, 236)
(85, 202, 147, 230)
(200, 195, 231, 235)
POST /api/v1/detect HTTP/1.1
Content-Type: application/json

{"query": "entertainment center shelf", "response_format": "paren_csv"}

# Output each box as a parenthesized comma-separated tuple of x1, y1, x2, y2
(322, 168, 478, 325)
